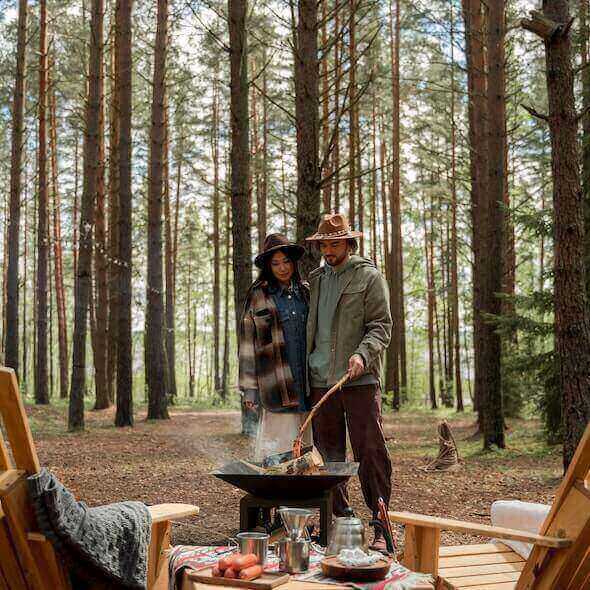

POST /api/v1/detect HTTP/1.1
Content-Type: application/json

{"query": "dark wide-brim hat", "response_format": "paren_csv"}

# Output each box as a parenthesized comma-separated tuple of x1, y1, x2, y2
(305, 213, 363, 241)
(254, 233, 305, 269)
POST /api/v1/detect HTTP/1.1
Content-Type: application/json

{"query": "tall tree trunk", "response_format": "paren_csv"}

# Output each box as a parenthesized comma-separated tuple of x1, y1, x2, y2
(422, 190, 437, 410)
(94, 34, 109, 410)
(146, 0, 169, 420)
(581, 0, 590, 300)
(115, 0, 134, 427)
(295, 0, 321, 277)
(5, 0, 28, 374)
(450, 1, 463, 411)
(348, 0, 356, 228)
(229, 0, 252, 328)
(462, 0, 488, 425)
(164, 96, 177, 402)
(107, 16, 119, 404)
(35, 0, 49, 405)
(523, 3, 590, 469)
(222, 203, 231, 399)
(321, 0, 331, 213)
(212, 74, 221, 394)
(70, 0, 105, 429)
(22, 165, 29, 389)
(333, 6, 341, 213)
(49, 80, 69, 400)
(482, 0, 506, 448)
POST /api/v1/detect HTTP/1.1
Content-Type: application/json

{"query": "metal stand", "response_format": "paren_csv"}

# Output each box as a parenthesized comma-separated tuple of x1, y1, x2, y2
(239, 491, 334, 546)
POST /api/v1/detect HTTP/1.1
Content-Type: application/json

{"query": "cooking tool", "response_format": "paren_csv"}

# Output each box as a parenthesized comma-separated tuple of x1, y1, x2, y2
(277, 538, 310, 573)
(277, 507, 313, 540)
(236, 532, 269, 566)
(212, 461, 358, 500)
(320, 556, 392, 582)
(368, 497, 396, 555)
(292, 373, 350, 458)
(326, 510, 369, 556)
(187, 567, 290, 590)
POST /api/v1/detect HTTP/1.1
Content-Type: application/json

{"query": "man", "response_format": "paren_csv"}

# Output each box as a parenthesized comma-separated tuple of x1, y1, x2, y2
(306, 213, 393, 551)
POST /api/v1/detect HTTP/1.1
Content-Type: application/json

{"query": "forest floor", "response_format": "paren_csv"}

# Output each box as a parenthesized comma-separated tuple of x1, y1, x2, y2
(25, 401, 562, 548)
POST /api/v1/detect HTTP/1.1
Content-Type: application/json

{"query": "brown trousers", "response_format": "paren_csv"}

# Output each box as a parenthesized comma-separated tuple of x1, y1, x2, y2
(311, 384, 392, 519)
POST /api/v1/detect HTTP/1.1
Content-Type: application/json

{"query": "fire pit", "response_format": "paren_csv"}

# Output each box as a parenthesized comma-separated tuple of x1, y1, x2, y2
(212, 461, 359, 546)
(212, 461, 358, 500)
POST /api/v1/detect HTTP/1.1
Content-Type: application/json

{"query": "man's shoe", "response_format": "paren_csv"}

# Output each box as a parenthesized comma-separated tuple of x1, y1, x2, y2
(369, 534, 389, 554)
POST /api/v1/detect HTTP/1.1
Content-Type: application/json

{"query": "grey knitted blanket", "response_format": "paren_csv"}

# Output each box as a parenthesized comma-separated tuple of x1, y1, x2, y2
(28, 469, 152, 589)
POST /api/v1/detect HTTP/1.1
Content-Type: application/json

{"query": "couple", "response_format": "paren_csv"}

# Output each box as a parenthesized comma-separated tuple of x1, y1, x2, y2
(239, 213, 393, 549)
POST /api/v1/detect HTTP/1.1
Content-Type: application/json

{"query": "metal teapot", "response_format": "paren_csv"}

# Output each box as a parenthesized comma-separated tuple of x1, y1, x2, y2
(326, 508, 369, 556)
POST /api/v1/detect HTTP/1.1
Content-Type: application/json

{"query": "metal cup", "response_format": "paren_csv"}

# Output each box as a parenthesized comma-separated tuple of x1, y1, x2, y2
(277, 538, 310, 573)
(236, 531, 269, 566)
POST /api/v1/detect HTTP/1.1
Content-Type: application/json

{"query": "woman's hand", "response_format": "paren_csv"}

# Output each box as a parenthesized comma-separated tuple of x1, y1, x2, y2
(347, 354, 365, 380)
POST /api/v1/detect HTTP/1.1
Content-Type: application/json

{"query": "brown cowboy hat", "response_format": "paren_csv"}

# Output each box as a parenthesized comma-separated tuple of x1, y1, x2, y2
(254, 233, 305, 269)
(305, 213, 363, 241)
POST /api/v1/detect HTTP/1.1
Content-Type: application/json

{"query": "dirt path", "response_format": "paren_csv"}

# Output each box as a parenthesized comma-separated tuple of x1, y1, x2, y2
(28, 404, 561, 548)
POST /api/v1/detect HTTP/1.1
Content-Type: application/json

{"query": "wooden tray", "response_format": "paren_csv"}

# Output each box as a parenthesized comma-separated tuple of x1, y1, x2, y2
(320, 556, 392, 582)
(187, 566, 290, 590)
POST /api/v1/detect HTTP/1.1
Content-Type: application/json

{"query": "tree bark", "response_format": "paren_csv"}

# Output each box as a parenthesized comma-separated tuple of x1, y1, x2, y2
(70, 0, 105, 429)
(146, 0, 170, 420)
(5, 0, 28, 374)
(164, 94, 177, 402)
(295, 0, 321, 277)
(115, 0, 134, 427)
(523, 2, 590, 469)
(212, 73, 221, 394)
(49, 80, 69, 400)
(462, 0, 488, 425)
(348, 0, 356, 228)
(581, 0, 590, 301)
(94, 28, 109, 410)
(229, 0, 252, 328)
(35, 0, 49, 405)
(482, 0, 506, 448)
(107, 14, 119, 404)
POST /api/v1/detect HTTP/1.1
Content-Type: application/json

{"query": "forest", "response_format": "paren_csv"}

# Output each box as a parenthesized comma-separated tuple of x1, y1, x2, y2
(1, 0, 589, 470)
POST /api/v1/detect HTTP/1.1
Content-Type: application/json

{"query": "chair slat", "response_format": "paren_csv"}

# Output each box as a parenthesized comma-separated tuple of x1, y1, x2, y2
(0, 508, 27, 590)
(1, 475, 56, 590)
(445, 570, 520, 588)
(456, 583, 517, 590)
(439, 543, 513, 557)
(0, 432, 12, 471)
(517, 423, 590, 590)
(439, 552, 524, 569)
(439, 561, 525, 579)
(0, 369, 40, 474)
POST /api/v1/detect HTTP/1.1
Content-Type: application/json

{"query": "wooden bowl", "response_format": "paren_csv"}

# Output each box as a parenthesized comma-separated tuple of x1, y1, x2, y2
(320, 556, 392, 582)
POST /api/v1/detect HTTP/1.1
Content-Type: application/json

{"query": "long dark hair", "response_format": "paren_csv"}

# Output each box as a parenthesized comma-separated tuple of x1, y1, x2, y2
(244, 248, 304, 308)
(256, 248, 303, 288)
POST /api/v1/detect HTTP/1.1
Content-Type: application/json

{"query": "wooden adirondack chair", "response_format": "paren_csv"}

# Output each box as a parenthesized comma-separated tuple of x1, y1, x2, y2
(0, 367, 200, 590)
(389, 422, 590, 590)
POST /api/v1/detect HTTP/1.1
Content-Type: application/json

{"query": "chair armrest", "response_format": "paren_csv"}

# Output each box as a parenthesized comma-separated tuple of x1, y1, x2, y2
(389, 511, 571, 548)
(148, 503, 199, 523)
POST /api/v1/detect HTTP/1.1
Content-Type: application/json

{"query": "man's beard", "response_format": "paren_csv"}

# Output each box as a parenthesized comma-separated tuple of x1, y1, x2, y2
(325, 252, 348, 267)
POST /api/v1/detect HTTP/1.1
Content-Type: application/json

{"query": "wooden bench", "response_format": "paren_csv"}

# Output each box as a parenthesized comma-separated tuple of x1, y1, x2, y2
(389, 422, 590, 589)
(0, 367, 199, 589)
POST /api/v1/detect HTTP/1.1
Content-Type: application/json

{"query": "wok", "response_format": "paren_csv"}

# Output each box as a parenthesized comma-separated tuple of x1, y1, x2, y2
(212, 461, 359, 500)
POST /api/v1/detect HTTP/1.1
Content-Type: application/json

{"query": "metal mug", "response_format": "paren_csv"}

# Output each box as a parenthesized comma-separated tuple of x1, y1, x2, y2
(236, 531, 269, 566)
(277, 538, 310, 573)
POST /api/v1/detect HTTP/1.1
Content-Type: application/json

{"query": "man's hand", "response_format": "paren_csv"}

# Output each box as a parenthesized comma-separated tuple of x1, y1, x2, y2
(244, 400, 258, 411)
(348, 354, 365, 380)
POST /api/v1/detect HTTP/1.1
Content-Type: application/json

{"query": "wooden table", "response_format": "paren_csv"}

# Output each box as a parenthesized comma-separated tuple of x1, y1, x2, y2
(179, 572, 436, 590)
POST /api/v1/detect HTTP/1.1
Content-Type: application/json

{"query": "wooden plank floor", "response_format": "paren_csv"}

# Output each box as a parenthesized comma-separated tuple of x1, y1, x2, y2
(438, 543, 524, 590)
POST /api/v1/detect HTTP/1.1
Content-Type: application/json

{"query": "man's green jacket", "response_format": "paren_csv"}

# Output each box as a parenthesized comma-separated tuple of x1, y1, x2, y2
(306, 255, 393, 389)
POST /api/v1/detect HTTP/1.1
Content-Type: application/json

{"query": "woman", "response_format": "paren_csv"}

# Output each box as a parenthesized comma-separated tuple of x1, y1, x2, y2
(239, 233, 313, 461)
